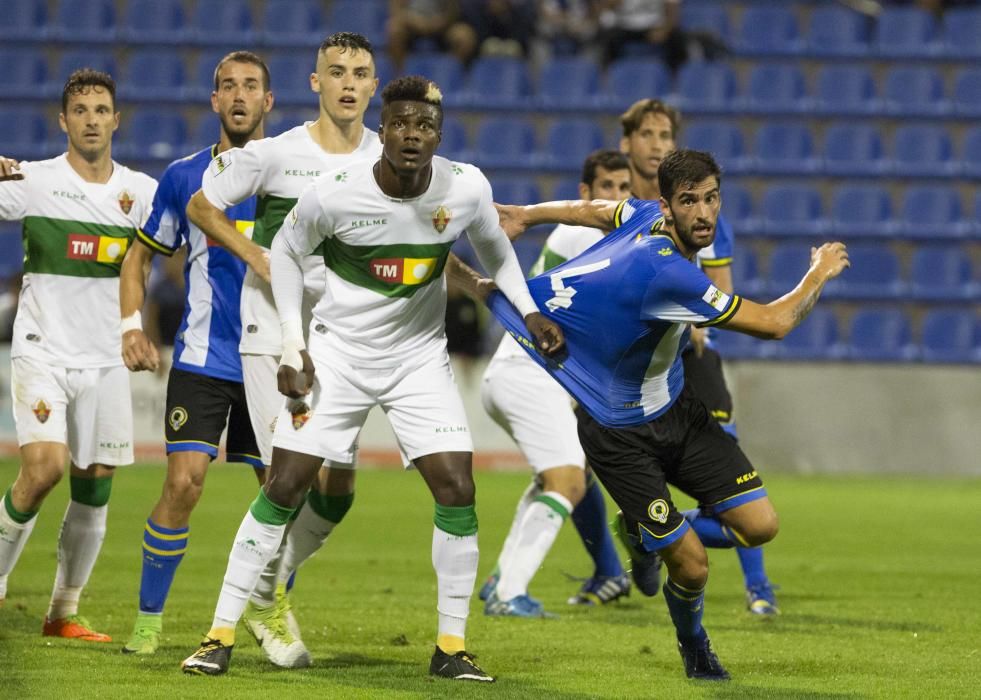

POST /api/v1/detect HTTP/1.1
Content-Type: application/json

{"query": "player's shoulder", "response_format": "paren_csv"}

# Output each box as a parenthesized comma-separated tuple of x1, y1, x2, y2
(114, 162, 158, 198)
(546, 224, 604, 259)
(159, 146, 212, 184)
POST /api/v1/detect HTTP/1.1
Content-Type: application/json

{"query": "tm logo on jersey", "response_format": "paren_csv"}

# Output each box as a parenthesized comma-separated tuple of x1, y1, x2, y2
(66, 234, 128, 263)
(370, 257, 437, 285)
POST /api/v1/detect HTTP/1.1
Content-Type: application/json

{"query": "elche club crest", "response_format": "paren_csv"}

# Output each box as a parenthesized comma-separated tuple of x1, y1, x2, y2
(431, 205, 451, 233)
(290, 401, 311, 430)
(118, 189, 134, 215)
(32, 399, 50, 424)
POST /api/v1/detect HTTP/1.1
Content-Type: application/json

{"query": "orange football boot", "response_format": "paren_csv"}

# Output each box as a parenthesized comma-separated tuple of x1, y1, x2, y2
(42, 615, 112, 642)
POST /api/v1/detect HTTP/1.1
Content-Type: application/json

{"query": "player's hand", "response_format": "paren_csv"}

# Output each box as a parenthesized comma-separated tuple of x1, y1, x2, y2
(277, 348, 315, 398)
(689, 325, 708, 358)
(250, 247, 272, 284)
(122, 329, 160, 372)
(0, 157, 24, 181)
(495, 204, 529, 241)
(810, 242, 850, 282)
(524, 311, 565, 357)
(474, 277, 498, 302)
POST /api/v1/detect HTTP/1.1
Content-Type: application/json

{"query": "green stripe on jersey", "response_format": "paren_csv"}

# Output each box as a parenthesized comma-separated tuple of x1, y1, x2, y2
(323, 237, 455, 298)
(529, 246, 568, 277)
(254, 194, 326, 256)
(22, 216, 134, 278)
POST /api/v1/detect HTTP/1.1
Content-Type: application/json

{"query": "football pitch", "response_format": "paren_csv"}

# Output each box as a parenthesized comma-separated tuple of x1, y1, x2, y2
(0, 460, 978, 699)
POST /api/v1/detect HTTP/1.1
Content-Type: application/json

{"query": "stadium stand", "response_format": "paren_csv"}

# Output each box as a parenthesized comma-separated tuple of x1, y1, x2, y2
(474, 117, 537, 171)
(920, 309, 979, 363)
(822, 123, 887, 178)
(846, 308, 918, 362)
(771, 308, 842, 361)
(759, 184, 826, 238)
(118, 0, 186, 46)
(50, 0, 116, 44)
(806, 5, 871, 58)
(0, 0, 47, 43)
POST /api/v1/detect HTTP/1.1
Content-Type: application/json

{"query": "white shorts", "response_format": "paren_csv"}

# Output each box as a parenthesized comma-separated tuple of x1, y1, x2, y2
(272, 347, 473, 465)
(11, 356, 133, 468)
(241, 353, 283, 467)
(481, 355, 585, 474)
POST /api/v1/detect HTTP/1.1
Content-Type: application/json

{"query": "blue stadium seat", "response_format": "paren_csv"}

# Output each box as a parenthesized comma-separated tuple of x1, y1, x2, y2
(50, 50, 118, 99)
(265, 54, 316, 105)
(753, 122, 819, 175)
(743, 64, 809, 115)
(729, 246, 764, 298)
(51, 0, 116, 43)
(765, 243, 813, 298)
(720, 183, 757, 234)
(874, 6, 941, 58)
(920, 309, 979, 363)
(0, 108, 49, 161)
(182, 50, 232, 102)
(118, 110, 188, 161)
(737, 7, 802, 56)
(823, 244, 904, 300)
(404, 54, 466, 105)
(538, 56, 602, 111)
(372, 54, 396, 95)
(760, 184, 826, 237)
(909, 247, 977, 301)
(491, 177, 542, 206)
(0, 0, 47, 42)
(772, 308, 842, 360)
(0, 225, 24, 277)
(962, 127, 981, 181)
(883, 66, 950, 117)
(326, 0, 387, 47)
(942, 7, 981, 60)
(676, 62, 738, 114)
(539, 119, 605, 171)
(119, 0, 186, 45)
(473, 117, 536, 170)
(262, 0, 326, 48)
(896, 185, 970, 240)
(712, 329, 771, 360)
(891, 125, 957, 179)
(550, 178, 582, 201)
(813, 64, 879, 117)
(846, 308, 918, 361)
(953, 68, 981, 118)
(462, 57, 533, 111)
(806, 6, 871, 58)
(681, 4, 730, 36)
(831, 185, 897, 238)
(262, 110, 317, 139)
(119, 50, 186, 102)
(512, 236, 547, 275)
(822, 123, 887, 177)
(683, 121, 749, 175)
(603, 58, 673, 112)
(438, 117, 469, 162)
(0, 50, 47, 101)
(188, 0, 255, 46)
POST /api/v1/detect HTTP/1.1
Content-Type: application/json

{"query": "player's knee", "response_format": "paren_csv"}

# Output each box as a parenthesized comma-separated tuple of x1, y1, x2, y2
(16, 466, 62, 504)
(540, 466, 586, 506)
(162, 471, 205, 513)
(431, 472, 475, 507)
(670, 549, 709, 590)
(742, 511, 779, 546)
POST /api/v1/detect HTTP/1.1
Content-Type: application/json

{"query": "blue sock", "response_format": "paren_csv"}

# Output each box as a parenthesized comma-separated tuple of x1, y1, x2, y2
(737, 546, 769, 588)
(663, 577, 707, 645)
(682, 508, 742, 549)
(286, 570, 296, 593)
(571, 478, 624, 578)
(139, 519, 188, 614)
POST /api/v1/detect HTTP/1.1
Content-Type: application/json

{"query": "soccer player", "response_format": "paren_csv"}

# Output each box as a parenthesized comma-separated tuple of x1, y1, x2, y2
(180, 75, 564, 682)
(118, 51, 273, 657)
(185, 32, 381, 661)
(478, 149, 632, 615)
(0, 69, 156, 641)
(619, 98, 779, 614)
(484, 149, 849, 679)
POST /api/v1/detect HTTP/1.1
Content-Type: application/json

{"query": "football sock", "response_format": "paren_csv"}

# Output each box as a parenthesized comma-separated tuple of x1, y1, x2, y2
(211, 490, 294, 636)
(493, 478, 541, 575)
(494, 491, 571, 602)
(0, 488, 39, 589)
(138, 519, 188, 614)
(432, 504, 478, 642)
(48, 477, 112, 619)
(663, 576, 707, 645)
(682, 508, 746, 548)
(736, 546, 769, 588)
(571, 476, 624, 578)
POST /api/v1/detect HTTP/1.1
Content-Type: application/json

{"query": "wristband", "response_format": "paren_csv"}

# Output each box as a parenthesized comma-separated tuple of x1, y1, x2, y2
(120, 311, 142, 334)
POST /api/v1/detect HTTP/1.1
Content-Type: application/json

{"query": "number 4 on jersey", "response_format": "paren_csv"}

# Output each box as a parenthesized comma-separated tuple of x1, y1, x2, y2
(546, 259, 610, 312)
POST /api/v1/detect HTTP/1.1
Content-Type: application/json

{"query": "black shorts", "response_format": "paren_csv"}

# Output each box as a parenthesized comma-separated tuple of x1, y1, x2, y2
(682, 346, 733, 427)
(164, 367, 261, 468)
(576, 384, 765, 552)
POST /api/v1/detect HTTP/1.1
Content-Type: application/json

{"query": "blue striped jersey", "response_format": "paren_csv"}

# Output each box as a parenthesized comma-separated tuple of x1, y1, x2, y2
(138, 145, 255, 382)
(489, 198, 742, 428)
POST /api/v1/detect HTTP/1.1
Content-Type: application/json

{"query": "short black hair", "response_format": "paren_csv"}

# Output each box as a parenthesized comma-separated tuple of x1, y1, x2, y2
(320, 31, 374, 57)
(213, 51, 271, 92)
(657, 149, 721, 201)
(380, 75, 444, 125)
(581, 149, 630, 187)
(62, 68, 116, 113)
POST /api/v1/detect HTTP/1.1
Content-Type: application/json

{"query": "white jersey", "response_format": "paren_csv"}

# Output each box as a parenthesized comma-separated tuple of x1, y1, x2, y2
(0, 154, 156, 368)
(280, 156, 506, 365)
(491, 223, 604, 362)
(200, 122, 382, 355)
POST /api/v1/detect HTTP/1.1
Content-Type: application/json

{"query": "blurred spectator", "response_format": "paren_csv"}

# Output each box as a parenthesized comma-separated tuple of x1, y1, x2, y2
(146, 249, 186, 354)
(445, 286, 484, 387)
(535, 0, 601, 56)
(596, 0, 688, 71)
(387, 0, 479, 70)
(461, 0, 539, 59)
(0, 273, 22, 343)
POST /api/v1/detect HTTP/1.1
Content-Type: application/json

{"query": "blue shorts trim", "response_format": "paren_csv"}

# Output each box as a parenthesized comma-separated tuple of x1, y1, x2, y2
(707, 486, 767, 515)
(228, 452, 265, 469)
(639, 517, 691, 552)
(166, 440, 219, 458)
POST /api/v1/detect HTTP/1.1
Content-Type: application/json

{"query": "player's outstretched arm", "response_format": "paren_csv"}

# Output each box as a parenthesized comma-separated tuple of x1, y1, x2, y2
(187, 190, 270, 283)
(0, 157, 24, 182)
(495, 199, 621, 241)
(445, 253, 496, 302)
(722, 242, 850, 340)
(119, 241, 160, 372)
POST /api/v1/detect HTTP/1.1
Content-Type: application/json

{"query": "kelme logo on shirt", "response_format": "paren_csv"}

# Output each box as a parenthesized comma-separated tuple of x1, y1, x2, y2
(431, 205, 452, 233)
(370, 257, 438, 286)
(66, 233, 129, 263)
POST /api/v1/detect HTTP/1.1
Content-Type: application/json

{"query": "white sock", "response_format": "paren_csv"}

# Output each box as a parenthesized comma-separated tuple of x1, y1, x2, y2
(0, 496, 38, 586)
(251, 520, 293, 607)
(47, 501, 107, 619)
(494, 491, 572, 602)
(212, 511, 287, 629)
(279, 502, 337, 583)
(494, 479, 542, 574)
(432, 526, 478, 640)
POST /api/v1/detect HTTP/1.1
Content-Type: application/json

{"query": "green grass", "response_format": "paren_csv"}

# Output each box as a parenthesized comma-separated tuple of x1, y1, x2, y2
(0, 461, 978, 699)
